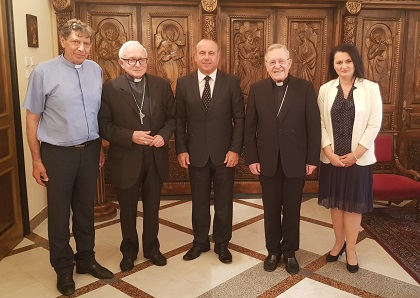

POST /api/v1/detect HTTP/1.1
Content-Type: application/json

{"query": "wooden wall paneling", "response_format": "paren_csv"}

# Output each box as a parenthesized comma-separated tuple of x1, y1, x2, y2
(140, 5, 200, 194)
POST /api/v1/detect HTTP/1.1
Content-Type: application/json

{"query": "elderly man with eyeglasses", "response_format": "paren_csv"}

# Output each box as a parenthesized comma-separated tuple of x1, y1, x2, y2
(23, 19, 114, 296)
(244, 44, 321, 275)
(98, 41, 175, 272)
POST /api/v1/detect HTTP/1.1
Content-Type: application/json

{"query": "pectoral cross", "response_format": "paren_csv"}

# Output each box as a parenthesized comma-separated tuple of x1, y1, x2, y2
(139, 110, 145, 124)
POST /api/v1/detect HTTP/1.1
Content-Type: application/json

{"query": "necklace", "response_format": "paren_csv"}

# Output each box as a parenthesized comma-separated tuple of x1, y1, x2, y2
(276, 84, 289, 117)
(127, 77, 146, 124)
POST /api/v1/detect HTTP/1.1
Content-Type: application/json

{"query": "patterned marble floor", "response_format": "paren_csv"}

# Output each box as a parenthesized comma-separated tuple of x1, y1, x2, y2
(1, 195, 419, 298)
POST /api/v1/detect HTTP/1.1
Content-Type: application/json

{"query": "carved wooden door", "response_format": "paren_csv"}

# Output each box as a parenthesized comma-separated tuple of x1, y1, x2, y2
(399, 11, 420, 171)
(0, 0, 23, 260)
(356, 9, 420, 171)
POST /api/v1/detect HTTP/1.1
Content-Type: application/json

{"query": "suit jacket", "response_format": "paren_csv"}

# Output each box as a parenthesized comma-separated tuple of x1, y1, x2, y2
(98, 73, 175, 189)
(244, 75, 321, 178)
(175, 70, 245, 167)
(318, 77, 382, 166)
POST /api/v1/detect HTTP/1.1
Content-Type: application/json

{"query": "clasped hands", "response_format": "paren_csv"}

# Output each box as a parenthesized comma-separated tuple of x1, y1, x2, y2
(331, 153, 357, 168)
(177, 151, 239, 169)
(132, 130, 165, 148)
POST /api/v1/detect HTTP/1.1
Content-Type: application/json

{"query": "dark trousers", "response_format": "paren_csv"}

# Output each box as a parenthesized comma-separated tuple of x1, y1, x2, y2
(41, 139, 101, 275)
(188, 159, 235, 249)
(116, 147, 163, 259)
(259, 155, 305, 258)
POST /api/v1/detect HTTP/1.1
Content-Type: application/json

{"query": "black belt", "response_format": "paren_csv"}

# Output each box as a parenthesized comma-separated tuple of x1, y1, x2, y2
(72, 139, 96, 148)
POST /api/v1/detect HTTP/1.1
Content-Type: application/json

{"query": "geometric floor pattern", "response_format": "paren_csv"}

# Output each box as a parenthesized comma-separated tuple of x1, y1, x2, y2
(1, 195, 419, 297)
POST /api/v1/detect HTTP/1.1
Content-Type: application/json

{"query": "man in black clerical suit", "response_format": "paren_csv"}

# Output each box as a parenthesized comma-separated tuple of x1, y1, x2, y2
(244, 44, 321, 274)
(175, 39, 245, 263)
(99, 41, 175, 271)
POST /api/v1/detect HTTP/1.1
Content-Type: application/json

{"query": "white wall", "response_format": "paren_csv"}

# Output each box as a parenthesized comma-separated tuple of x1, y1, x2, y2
(13, 0, 57, 219)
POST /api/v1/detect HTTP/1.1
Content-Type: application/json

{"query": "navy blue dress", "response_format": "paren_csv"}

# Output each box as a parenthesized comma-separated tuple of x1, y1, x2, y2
(318, 84, 373, 214)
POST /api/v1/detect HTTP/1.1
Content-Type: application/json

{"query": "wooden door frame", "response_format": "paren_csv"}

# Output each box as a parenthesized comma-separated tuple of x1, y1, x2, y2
(4, 0, 30, 235)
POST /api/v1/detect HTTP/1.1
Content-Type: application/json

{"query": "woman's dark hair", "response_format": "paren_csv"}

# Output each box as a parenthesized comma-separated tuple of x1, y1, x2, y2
(328, 43, 365, 80)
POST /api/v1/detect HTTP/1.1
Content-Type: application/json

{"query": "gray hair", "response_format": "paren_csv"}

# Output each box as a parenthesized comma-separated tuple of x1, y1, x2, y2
(265, 44, 290, 61)
(118, 41, 148, 58)
(59, 19, 95, 41)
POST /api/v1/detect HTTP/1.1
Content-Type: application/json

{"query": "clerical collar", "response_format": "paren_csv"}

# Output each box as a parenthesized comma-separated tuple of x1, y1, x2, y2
(126, 74, 144, 83)
(272, 76, 289, 87)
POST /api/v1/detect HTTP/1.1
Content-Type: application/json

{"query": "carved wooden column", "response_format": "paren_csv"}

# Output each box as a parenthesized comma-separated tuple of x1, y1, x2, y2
(201, 0, 217, 40)
(52, 0, 73, 54)
(52, 0, 117, 222)
(342, 1, 362, 44)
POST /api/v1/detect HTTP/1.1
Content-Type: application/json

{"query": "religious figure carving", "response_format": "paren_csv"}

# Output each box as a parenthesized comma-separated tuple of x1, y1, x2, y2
(233, 21, 263, 96)
(292, 25, 318, 82)
(96, 19, 126, 82)
(366, 25, 392, 87)
(155, 21, 186, 91)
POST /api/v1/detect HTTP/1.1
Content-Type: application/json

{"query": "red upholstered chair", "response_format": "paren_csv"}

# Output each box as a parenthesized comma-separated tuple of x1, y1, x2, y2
(373, 133, 420, 221)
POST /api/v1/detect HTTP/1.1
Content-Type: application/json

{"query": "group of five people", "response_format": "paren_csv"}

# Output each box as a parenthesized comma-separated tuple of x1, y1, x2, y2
(23, 19, 382, 296)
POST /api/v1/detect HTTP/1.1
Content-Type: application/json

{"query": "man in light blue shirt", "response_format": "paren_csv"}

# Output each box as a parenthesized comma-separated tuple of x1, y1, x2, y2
(23, 19, 113, 296)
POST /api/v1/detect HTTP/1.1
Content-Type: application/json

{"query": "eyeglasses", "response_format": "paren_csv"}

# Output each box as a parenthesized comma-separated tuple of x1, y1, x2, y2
(121, 58, 148, 66)
(266, 59, 291, 67)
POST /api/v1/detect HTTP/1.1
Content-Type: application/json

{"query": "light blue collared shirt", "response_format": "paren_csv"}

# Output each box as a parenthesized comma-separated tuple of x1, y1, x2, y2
(23, 55, 102, 146)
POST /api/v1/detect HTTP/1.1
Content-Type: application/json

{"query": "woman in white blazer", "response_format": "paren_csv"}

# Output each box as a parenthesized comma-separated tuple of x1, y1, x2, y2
(317, 43, 382, 273)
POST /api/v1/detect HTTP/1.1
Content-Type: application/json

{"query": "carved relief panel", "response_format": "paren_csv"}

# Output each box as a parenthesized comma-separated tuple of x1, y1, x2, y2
(357, 10, 402, 131)
(276, 9, 334, 93)
(78, 4, 137, 82)
(220, 8, 273, 100)
(140, 6, 199, 94)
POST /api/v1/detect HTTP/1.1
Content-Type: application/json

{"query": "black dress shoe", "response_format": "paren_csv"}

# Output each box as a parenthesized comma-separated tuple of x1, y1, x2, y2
(146, 252, 167, 266)
(76, 261, 114, 279)
(264, 254, 281, 272)
(326, 242, 346, 262)
(346, 261, 359, 273)
(120, 258, 135, 272)
(284, 256, 300, 275)
(214, 246, 232, 264)
(183, 245, 210, 260)
(57, 274, 75, 296)
(346, 252, 359, 273)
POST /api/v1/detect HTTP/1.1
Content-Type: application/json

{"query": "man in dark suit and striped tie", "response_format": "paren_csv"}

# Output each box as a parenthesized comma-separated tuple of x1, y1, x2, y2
(175, 39, 245, 264)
